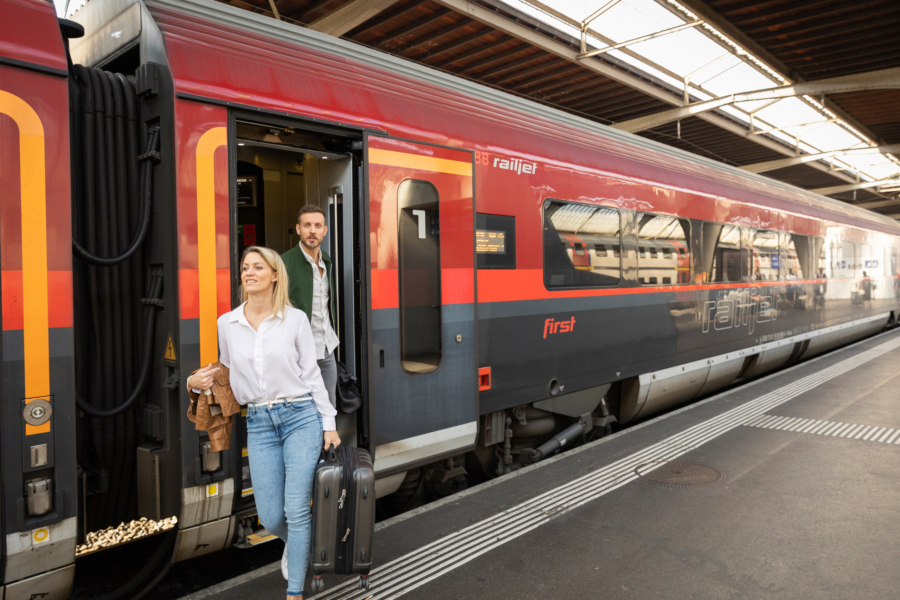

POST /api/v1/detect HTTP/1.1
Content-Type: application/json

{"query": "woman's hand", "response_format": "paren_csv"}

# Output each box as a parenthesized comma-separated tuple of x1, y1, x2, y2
(188, 363, 218, 390)
(323, 430, 341, 451)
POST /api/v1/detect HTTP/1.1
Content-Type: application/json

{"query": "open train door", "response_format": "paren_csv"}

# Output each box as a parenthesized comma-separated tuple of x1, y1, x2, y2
(364, 135, 478, 477)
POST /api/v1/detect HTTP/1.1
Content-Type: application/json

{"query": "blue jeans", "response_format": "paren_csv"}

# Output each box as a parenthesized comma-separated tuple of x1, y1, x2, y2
(246, 396, 323, 596)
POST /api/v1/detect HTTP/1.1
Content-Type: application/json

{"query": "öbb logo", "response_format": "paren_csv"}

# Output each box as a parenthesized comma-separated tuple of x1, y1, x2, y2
(543, 316, 575, 339)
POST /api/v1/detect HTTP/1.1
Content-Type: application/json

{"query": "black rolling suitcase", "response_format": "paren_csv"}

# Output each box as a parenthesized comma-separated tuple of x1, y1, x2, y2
(309, 445, 376, 592)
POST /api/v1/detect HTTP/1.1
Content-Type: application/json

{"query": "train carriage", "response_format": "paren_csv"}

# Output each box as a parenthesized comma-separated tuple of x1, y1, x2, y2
(2, 0, 899, 596)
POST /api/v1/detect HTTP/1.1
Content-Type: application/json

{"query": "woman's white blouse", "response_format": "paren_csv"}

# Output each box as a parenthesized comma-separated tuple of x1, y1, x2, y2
(217, 303, 337, 431)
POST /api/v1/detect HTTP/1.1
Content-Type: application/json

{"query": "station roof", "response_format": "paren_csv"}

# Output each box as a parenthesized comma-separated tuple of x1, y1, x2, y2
(213, 0, 900, 219)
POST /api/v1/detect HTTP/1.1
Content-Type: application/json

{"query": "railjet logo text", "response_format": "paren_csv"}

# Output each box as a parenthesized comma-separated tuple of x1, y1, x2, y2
(494, 156, 537, 175)
(544, 316, 575, 338)
(701, 289, 777, 335)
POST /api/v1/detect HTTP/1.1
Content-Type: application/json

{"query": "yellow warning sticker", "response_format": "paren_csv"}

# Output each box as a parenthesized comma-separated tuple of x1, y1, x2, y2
(33, 527, 50, 545)
(206, 484, 219, 498)
(164, 333, 177, 361)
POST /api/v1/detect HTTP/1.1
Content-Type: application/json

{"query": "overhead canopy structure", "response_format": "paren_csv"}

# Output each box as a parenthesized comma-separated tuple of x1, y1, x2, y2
(204, 0, 900, 218)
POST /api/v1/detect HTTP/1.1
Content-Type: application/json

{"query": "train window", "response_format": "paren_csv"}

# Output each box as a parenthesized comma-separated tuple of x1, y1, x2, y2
(543, 200, 621, 288)
(594, 244, 608, 257)
(892, 248, 898, 276)
(781, 233, 804, 280)
(613, 245, 621, 258)
(750, 230, 779, 281)
(860, 243, 884, 277)
(813, 237, 826, 278)
(637, 213, 691, 285)
(638, 246, 646, 258)
(476, 214, 516, 270)
(840, 240, 857, 278)
(702, 223, 742, 283)
(398, 179, 442, 374)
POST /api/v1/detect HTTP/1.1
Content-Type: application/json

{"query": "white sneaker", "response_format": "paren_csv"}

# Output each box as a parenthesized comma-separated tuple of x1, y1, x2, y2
(282, 545, 289, 581)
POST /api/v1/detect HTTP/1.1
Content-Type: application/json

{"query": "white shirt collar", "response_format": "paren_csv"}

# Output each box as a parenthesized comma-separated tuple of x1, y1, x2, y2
(230, 302, 283, 326)
(299, 244, 325, 267)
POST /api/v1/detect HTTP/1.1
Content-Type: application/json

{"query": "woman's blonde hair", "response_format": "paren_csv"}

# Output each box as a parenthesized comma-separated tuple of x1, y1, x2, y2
(240, 246, 293, 320)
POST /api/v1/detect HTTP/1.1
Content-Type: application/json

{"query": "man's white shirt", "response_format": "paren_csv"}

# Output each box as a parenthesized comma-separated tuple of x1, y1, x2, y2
(301, 244, 340, 360)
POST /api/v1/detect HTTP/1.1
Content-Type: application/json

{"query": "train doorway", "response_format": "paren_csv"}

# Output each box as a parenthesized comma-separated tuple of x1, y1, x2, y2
(231, 120, 363, 507)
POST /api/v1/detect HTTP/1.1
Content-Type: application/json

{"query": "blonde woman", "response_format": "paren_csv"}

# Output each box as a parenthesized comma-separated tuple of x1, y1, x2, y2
(188, 246, 339, 600)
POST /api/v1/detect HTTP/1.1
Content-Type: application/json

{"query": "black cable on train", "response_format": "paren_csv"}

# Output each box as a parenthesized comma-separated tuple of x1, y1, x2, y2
(74, 273, 163, 419)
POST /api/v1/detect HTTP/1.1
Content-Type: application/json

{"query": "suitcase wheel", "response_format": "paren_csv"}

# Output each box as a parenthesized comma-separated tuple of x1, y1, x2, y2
(358, 575, 370, 590)
(312, 575, 325, 592)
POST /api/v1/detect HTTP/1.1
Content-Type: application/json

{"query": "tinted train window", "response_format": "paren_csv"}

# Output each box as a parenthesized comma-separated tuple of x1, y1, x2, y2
(781, 233, 806, 280)
(813, 237, 826, 278)
(701, 223, 742, 283)
(543, 200, 621, 288)
(750, 230, 779, 281)
(476, 214, 516, 269)
(398, 180, 441, 374)
(637, 213, 690, 285)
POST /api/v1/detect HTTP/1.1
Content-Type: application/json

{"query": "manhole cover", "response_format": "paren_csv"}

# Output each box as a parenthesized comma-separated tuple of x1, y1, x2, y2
(634, 460, 723, 487)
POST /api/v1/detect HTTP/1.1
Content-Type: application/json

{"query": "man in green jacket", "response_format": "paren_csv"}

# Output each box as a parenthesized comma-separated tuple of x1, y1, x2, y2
(282, 204, 339, 410)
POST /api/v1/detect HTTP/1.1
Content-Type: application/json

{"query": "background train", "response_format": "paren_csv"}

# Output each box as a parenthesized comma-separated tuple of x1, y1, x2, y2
(2, 0, 899, 597)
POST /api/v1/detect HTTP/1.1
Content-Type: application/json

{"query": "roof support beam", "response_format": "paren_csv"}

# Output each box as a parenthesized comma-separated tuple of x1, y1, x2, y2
(376, 8, 453, 48)
(577, 20, 703, 60)
(813, 179, 900, 196)
(613, 66, 900, 133)
(853, 199, 900, 210)
(308, 0, 404, 37)
(432, 0, 884, 195)
(741, 144, 900, 173)
(392, 18, 472, 55)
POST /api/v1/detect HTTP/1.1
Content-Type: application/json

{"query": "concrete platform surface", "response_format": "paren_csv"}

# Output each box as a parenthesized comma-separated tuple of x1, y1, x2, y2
(184, 330, 900, 600)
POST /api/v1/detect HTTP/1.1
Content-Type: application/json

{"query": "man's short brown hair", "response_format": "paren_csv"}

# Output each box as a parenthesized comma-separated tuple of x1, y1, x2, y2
(298, 203, 326, 224)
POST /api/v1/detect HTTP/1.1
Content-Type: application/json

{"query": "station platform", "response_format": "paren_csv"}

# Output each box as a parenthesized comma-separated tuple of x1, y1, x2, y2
(186, 329, 900, 600)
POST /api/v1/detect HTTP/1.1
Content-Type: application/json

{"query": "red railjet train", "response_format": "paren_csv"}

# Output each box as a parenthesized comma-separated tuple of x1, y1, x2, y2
(2, 0, 899, 595)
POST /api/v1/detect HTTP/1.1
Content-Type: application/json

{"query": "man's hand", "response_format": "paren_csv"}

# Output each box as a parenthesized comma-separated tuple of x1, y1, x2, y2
(188, 363, 218, 390)
(323, 430, 341, 451)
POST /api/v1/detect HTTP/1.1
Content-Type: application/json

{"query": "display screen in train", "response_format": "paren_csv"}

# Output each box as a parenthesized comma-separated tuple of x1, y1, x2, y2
(477, 229, 507, 254)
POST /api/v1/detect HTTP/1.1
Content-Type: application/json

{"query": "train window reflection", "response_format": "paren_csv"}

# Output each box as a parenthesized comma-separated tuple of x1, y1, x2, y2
(702, 223, 742, 283)
(813, 237, 826, 279)
(750, 230, 779, 281)
(781, 234, 803, 280)
(398, 179, 441, 374)
(637, 213, 691, 285)
(543, 200, 622, 288)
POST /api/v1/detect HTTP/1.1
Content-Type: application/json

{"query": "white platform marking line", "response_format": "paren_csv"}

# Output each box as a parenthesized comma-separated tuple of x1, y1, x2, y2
(786, 418, 811, 432)
(829, 422, 851, 437)
(864, 427, 884, 441)
(808, 420, 832, 434)
(877, 428, 895, 442)
(799, 419, 823, 433)
(764, 416, 791, 429)
(314, 335, 900, 600)
(776, 417, 801, 430)
(756, 415, 782, 428)
(840, 423, 863, 438)
(748, 418, 900, 445)
(745, 415, 770, 427)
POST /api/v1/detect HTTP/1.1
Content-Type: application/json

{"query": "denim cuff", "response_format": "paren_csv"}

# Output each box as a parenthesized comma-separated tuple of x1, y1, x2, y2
(287, 590, 303, 597)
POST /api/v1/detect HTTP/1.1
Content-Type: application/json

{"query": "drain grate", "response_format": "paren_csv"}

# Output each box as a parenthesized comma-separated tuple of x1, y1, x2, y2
(635, 460, 724, 487)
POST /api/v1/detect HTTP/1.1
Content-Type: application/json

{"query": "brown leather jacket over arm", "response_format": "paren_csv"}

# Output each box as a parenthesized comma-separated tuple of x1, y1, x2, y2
(186, 362, 242, 452)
